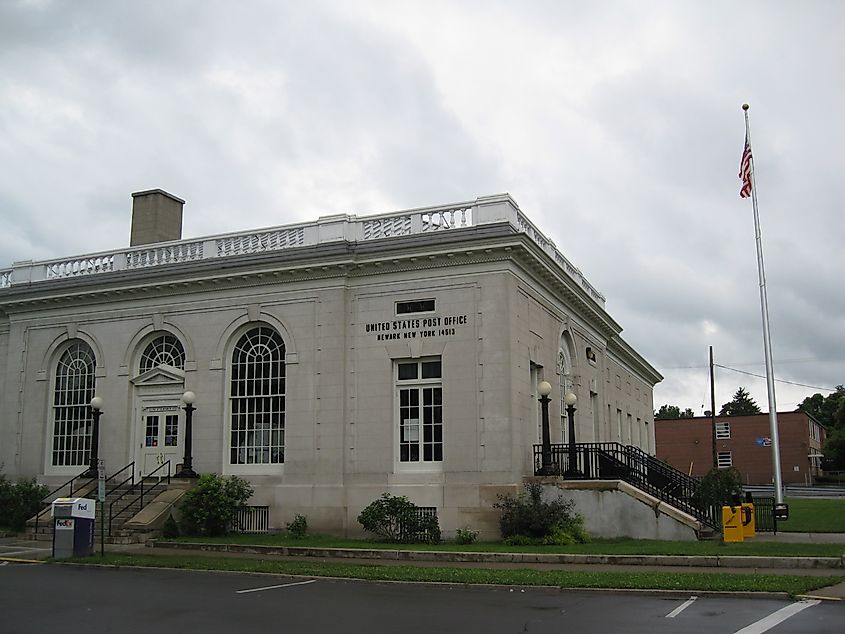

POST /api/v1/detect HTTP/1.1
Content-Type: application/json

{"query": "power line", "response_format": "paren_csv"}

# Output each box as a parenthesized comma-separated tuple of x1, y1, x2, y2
(713, 363, 836, 392)
(660, 356, 845, 370)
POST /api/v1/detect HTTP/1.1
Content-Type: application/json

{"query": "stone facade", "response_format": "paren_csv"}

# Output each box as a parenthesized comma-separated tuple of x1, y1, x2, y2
(0, 193, 661, 537)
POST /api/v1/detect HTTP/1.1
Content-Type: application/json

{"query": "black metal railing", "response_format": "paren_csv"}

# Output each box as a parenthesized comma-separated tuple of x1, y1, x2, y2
(751, 496, 777, 533)
(33, 470, 95, 535)
(107, 461, 171, 535)
(533, 442, 721, 530)
(33, 461, 138, 535)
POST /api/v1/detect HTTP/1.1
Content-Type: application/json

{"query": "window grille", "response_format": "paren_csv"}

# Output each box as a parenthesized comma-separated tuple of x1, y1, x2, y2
(230, 326, 285, 465)
(397, 359, 443, 463)
(140, 334, 185, 372)
(715, 422, 731, 439)
(717, 451, 733, 468)
(52, 342, 96, 467)
(232, 506, 270, 534)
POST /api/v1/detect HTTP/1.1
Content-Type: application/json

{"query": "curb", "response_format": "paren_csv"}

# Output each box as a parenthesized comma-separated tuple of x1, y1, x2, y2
(0, 557, 44, 564)
(148, 541, 845, 570)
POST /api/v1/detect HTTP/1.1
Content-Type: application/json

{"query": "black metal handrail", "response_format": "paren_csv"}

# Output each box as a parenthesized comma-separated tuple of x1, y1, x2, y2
(33, 470, 95, 535)
(108, 461, 171, 535)
(32, 461, 137, 534)
(533, 442, 721, 530)
(104, 462, 135, 497)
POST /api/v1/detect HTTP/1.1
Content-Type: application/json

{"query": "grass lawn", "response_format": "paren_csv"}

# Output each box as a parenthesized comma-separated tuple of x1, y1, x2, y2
(159, 534, 845, 558)
(777, 497, 845, 533)
(66, 553, 843, 595)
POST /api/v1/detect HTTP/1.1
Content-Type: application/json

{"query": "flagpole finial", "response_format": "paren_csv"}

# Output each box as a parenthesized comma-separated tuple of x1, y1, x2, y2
(742, 103, 750, 111)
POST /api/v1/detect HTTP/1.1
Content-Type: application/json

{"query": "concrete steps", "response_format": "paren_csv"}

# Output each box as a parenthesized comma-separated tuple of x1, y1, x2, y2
(25, 480, 173, 545)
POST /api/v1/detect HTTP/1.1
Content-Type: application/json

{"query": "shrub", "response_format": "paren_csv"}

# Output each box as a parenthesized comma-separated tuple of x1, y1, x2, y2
(178, 474, 253, 537)
(162, 514, 180, 538)
(455, 527, 479, 545)
(692, 467, 744, 510)
(503, 534, 534, 546)
(286, 514, 308, 539)
(0, 473, 49, 531)
(541, 515, 591, 545)
(357, 493, 441, 544)
(494, 482, 588, 542)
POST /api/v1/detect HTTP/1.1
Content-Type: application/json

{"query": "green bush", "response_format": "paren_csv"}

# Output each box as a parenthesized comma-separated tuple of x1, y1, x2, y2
(357, 493, 441, 544)
(286, 514, 308, 539)
(455, 527, 479, 545)
(541, 515, 591, 545)
(0, 473, 48, 531)
(162, 514, 180, 538)
(494, 482, 588, 542)
(178, 474, 253, 537)
(692, 467, 744, 509)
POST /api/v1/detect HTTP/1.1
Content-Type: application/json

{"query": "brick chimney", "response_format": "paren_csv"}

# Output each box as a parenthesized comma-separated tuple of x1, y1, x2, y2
(129, 189, 185, 246)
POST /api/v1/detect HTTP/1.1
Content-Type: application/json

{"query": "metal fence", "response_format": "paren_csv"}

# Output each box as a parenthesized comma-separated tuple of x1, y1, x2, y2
(233, 506, 270, 534)
(750, 496, 777, 533)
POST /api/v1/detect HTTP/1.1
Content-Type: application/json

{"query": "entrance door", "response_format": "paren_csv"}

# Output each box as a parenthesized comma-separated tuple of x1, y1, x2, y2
(139, 404, 181, 476)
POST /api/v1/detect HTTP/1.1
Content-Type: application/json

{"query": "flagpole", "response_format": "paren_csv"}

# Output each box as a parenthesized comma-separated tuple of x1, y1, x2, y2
(742, 103, 784, 504)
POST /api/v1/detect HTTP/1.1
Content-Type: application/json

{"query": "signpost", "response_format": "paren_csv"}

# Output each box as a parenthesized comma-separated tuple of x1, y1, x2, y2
(97, 459, 105, 556)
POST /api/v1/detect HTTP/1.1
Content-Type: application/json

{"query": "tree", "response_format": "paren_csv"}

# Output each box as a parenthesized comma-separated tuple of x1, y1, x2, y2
(799, 385, 845, 428)
(655, 405, 696, 420)
(655, 404, 680, 420)
(799, 385, 845, 469)
(719, 387, 761, 416)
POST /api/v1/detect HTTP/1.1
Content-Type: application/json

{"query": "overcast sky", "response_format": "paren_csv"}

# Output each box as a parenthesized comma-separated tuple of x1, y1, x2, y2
(2, 0, 843, 415)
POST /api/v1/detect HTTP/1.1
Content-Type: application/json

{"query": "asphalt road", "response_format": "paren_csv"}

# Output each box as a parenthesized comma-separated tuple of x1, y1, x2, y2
(1, 563, 843, 633)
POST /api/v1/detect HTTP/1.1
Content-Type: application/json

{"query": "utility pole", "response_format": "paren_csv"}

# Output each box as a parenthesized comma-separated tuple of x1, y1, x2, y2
(710, 346, 717, 469)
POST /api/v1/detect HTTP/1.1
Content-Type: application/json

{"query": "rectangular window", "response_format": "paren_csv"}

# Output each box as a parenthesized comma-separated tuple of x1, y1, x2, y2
(164, 414, 179, 446)
(616, 409, 623, 443)
(717, 451, 732, 468)
(715, 422, 731, 439)
(397, 358, 443, 463)
(396, 299, 435, 314)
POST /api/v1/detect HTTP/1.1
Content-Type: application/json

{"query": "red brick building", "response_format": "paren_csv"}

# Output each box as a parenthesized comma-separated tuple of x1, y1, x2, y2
(655, 411, 826, 485)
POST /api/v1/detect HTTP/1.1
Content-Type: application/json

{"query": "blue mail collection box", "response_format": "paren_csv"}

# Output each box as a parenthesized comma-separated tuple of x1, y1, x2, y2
(51, 497, 96, 558)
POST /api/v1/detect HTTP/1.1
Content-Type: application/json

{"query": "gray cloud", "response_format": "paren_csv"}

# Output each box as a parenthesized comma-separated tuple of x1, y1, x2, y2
(1, 0, 842, 413)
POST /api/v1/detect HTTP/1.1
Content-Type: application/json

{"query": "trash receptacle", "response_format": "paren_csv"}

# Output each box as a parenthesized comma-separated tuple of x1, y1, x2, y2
(52, 497, 95, 558)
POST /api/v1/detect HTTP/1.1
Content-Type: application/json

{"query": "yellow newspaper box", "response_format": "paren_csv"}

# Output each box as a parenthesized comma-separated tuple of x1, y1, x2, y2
(722, 505, 744, 542)
(741, 503, 755, 538)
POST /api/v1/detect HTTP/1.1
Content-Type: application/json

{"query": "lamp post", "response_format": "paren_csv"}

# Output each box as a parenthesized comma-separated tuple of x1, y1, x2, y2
(175, 391, 198, 478)
(563, 392, 580, 477)
(537, 380, 554, 475)
(83, 396, 103, 479)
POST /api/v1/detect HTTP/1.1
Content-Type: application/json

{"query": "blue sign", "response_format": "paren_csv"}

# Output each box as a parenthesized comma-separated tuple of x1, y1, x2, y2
(755, 437, 772, 447)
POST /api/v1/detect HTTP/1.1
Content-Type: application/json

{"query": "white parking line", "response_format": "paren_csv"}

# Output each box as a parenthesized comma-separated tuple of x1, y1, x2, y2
(0, 548, 49, 557)
(665, 596, 697, 618)
(732, 600, 821, 634)
(236, 579, 317, 594)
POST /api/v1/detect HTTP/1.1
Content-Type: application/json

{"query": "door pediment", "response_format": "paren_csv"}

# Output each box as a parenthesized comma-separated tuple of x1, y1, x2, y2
(131, 364, 186, 387)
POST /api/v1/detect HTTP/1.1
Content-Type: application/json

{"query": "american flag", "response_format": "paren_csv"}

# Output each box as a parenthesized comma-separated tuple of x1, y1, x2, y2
(739, 133, 753, 198)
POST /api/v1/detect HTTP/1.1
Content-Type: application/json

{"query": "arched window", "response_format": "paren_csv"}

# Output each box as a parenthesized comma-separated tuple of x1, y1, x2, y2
(558, 333, 575, 444)
(139, 334, 185, 372)
(230, 326, 286, 465)
(52, 341, 96, 467)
